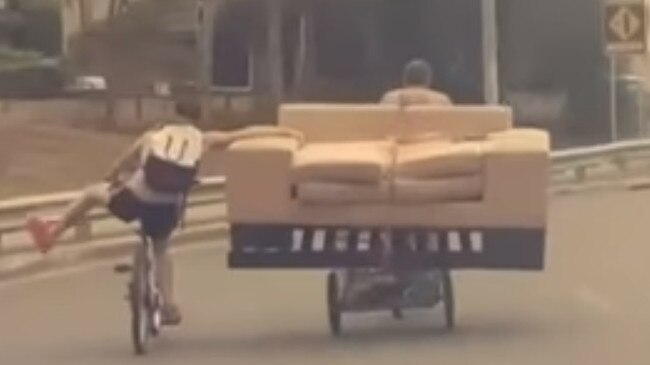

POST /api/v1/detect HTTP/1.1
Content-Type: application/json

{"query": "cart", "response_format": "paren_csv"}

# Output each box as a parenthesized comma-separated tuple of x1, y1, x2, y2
(326, 267, 454, 336)
(228, 224, 545, 336)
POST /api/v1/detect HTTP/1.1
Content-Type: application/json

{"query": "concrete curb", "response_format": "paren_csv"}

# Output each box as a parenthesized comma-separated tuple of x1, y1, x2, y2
(550, 173, 650, 196)
(0, 223, 229, 282)
(551, 180, 627, 196)
(624, 177, 650, 191)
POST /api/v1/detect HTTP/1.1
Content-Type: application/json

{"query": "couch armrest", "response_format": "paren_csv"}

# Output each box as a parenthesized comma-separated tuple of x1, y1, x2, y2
(225, 137, 299, 222)
(488, 128, 551, 145)
(483, 129, 550, 227)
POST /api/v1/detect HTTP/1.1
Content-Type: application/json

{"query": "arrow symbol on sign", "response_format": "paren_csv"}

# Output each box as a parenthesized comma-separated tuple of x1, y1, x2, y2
(610, 6, 642, 41)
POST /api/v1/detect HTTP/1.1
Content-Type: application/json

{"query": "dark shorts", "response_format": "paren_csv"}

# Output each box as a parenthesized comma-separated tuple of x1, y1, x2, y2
(107, 187, 180, 241)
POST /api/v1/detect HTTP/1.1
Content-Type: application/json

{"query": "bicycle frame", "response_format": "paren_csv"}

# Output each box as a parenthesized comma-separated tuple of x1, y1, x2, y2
(118, 182, 199, 355)
(142, 233, 163, 332)
(129, 231, 164, 355)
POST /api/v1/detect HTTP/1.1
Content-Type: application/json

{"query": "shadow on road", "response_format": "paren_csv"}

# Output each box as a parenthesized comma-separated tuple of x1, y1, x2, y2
(48, 314, 560, 364)
(159, 317, 553, 357)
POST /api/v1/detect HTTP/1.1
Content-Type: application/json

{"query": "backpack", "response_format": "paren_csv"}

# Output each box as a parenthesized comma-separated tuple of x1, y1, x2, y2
(142, 125, 203, 193)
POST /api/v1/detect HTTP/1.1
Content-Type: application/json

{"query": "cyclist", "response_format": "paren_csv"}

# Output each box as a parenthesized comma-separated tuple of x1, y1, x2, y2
(26, 99, 302, 324)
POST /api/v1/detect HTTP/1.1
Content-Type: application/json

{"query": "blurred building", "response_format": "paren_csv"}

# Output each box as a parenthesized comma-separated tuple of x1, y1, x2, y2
(59, 0, 643, 146)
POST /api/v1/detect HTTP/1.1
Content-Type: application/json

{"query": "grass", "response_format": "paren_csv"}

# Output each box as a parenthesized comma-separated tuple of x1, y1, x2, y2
(0, 47, 59, 71)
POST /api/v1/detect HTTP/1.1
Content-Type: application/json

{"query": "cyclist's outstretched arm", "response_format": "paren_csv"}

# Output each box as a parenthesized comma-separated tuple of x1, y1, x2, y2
(203, 126, 302, 150)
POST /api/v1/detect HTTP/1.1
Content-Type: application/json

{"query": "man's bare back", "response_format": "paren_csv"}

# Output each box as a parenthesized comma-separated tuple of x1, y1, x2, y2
(381, 86, 452, 106)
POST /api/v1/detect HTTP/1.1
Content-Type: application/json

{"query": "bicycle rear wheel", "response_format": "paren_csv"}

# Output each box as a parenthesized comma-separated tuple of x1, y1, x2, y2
(130, 245, 150, 355)
(327, 272, 342, 336)
(441, 269, 455, 330)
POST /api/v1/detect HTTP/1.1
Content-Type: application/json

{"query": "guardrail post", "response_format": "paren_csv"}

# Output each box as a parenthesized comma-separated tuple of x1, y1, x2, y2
(612, 154, 627, 175)
(74, 221, 92, 241)
(574, 166, 586, 182)
(135, 97, 143, 122)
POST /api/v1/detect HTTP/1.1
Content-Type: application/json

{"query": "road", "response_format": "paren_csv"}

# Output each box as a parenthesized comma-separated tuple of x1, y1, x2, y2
(1, 189, 650, 365)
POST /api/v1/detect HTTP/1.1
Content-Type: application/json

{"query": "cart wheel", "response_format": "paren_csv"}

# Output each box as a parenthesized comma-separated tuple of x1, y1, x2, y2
(327, 272, 342, 336)
(440, 269, 455, 330)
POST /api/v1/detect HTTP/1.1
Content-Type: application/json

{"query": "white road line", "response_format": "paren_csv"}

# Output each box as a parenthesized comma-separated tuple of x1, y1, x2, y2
(575, 287, 614, 315)
(0, 240, 220, 291)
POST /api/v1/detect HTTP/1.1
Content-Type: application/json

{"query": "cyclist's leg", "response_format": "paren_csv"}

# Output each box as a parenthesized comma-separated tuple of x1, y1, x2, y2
(155, 241, 181, 324)
(142, 203, 181, 325)
(152, 236, 175, 307)
(51, 183, 114, 238)
(27, 182, 114, 252)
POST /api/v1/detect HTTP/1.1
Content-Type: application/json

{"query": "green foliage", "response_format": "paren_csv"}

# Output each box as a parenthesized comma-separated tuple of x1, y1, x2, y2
(15, 0, 58, 11)
(0, 46, 45, 70)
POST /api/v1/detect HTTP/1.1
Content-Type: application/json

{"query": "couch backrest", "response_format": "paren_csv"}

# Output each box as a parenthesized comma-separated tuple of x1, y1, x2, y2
(405, 105, 513, 140)
(279, 104, 401, 142)
(279, 103, 513, 142)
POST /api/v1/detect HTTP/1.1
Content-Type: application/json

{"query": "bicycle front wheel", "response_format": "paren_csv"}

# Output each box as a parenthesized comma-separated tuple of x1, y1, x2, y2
(130, 245, 150, 355)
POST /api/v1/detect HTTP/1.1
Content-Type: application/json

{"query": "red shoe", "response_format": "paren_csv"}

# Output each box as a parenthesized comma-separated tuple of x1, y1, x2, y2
(26, 216, 56, 254)
(44, 217, 61, 229)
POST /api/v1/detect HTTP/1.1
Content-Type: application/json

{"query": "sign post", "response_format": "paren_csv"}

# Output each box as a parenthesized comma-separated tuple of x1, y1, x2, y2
(610, 56, 619, 142)
(482, 0, 499, 105)
(604, 0, 647, 142)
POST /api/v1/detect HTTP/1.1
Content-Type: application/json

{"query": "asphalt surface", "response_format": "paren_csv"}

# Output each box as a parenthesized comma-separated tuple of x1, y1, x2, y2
(1, 189, 650, 365)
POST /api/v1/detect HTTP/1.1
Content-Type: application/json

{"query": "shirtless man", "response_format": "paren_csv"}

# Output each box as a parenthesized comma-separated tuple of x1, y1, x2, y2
(381, 58, 452, 107)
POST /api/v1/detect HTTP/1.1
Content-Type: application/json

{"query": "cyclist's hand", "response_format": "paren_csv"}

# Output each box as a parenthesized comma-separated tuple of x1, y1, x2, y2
(103, 169, 117, 183)
(280, 128, 304, 145)
(103, 171, 125, 189)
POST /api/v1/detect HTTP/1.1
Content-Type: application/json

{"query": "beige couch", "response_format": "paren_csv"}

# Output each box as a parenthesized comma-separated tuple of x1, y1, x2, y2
(224, 103, 549, 270)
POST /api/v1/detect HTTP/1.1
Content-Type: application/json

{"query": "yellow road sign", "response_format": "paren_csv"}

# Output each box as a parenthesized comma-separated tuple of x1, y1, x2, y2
(605, 2, 647, 53)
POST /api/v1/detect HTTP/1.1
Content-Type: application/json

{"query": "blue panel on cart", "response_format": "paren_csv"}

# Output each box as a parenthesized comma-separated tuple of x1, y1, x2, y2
(227, 224, 546, 271)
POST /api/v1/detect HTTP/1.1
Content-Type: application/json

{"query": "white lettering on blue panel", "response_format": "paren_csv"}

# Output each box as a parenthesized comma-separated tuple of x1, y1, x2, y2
(448, 231, 462, 253)
(291, 229, 304, 252)
(312, 229, 326, 252)
(470, 231, 484, 253)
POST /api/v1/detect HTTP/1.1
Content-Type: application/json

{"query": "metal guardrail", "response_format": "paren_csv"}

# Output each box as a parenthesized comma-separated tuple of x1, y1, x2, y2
(551, 139, 650, 163)
(0, 176, 225, 252)
(551, 139, 650, 182)
(2, 139, 650, 259)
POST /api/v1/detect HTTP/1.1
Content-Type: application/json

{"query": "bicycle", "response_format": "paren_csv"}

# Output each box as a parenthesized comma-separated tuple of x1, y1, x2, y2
(114, 229, 165, 355)
(112, 179, 197, 354)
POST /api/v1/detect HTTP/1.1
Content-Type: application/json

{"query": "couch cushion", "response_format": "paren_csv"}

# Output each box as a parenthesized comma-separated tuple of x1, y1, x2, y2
(229, 136, 301, 152)
(292, 141, 393, 184)
(395, 141, 483, 178)
(391, 131, 449, 144)
(393, 175, 483, 203)
(296, 181, 390, 205)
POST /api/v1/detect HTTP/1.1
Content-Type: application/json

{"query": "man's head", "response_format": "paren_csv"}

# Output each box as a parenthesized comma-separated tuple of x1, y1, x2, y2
(402, 59, 433, 88)
(174, 99, 202, 123)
